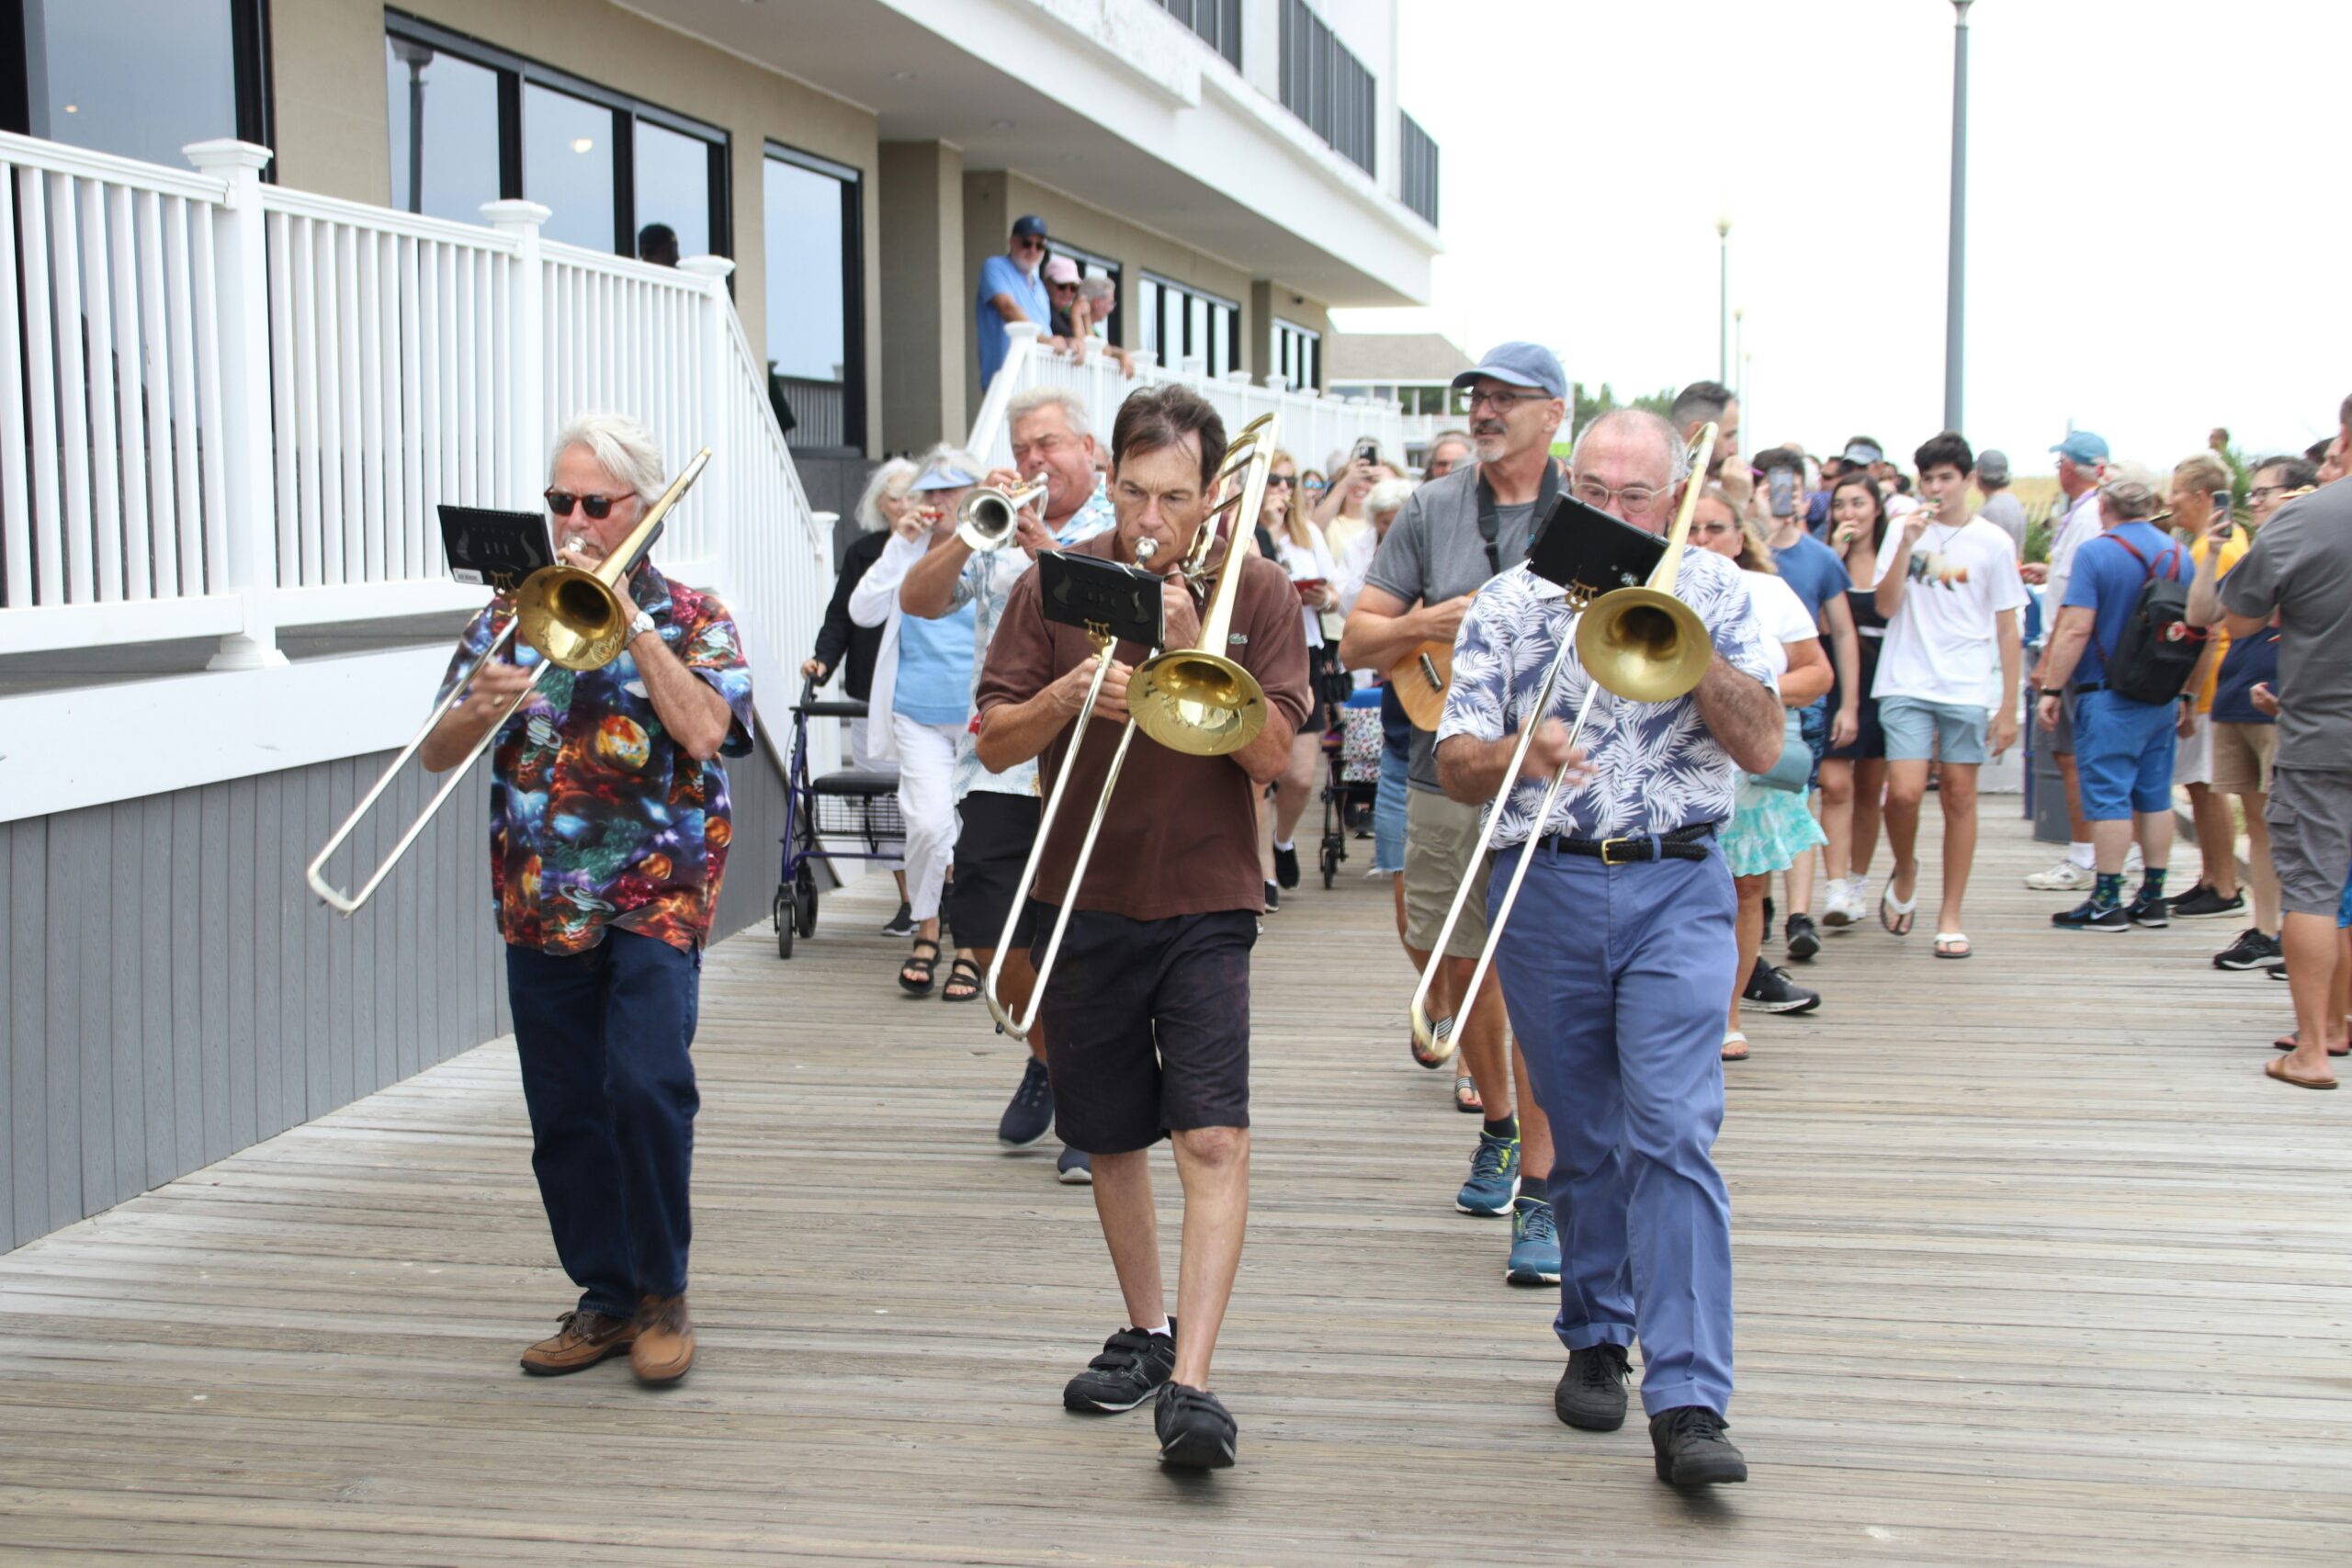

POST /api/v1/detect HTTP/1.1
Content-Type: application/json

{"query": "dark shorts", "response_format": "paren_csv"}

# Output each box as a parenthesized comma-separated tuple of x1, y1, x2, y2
(1823, 639, 1884, 761)
(2266, 765, 2352, 919)
(1797, 697, 1827, 789)
(945, 792, 1042, 951)
(1030, 905, 1256, 1154)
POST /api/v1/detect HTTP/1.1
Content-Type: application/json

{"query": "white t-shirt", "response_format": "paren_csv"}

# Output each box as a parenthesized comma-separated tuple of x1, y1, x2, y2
(1268, 525, 1337, 649)
(1870, 514, 2029, 708)
(1739, 568, 1816, 685)
(2042, 488, 2105, 625)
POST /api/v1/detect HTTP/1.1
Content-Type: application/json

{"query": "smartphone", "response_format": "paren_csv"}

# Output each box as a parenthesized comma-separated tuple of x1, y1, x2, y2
(1353, 439, 1380, 468)
(1767, 468, 1799, 519)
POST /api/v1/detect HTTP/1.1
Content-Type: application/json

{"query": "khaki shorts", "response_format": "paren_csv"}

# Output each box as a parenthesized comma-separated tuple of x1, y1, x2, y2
(1404, 787, 1488, 960)
(2210, 721, 2276, 795)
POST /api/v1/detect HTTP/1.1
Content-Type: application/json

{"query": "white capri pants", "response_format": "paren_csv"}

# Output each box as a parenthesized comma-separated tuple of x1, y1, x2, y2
(890, 713, 962, 922)
(843, 716, 902, 873)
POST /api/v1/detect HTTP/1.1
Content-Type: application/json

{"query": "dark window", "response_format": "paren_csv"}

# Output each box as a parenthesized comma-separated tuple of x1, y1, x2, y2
(521, 81, 614, 252)
(1278, 0, 1374, 176)
(763, 143, 864, 452)
(1153, 0, 1240, 69)
(5, 0, 268, 166)
(1046, 238, 1123, 347)
(1399, 109, 1439, 228)
(1273, 318, 1320, 392)
(1139, 272, 1238, 379)
(386, 35, 500, 222)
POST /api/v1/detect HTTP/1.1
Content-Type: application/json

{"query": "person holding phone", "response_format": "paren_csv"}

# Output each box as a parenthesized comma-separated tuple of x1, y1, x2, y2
(1314, 438, 1383, 565)
(1257, 450, 1340, 903)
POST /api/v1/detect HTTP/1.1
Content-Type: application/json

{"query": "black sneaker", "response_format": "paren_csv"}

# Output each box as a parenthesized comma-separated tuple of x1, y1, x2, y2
(1742, 959, 1820, 1014)
(1063, 1322, 1177, 1413)
(1272, 842, 1300, 891)
(1554, 1343, 1632, 1431)
(1760, 894, 1775, 935)
(1784, 912, 1821, 962)
(2052, 898, 2128, 932)
(998, 1057, 1054, 1147)
(1056, 1145, 1092, 1184)
(2126, 891, 2170, 929)
(2215, 928, 2284, 971)
(1154, 1382, 1238, 1469)
(2169, 884, 2245, 920)
(1649, 1405, 1747, 1486)
(1262, 880, 1281, 913)
(880, 900, 916, 938)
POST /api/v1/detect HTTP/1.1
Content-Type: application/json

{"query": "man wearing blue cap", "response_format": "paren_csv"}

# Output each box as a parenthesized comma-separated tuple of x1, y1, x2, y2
(2024, 432, 2113, 892)
(975, 215, 1062, 391)
(1340, 341, 1566, 1291)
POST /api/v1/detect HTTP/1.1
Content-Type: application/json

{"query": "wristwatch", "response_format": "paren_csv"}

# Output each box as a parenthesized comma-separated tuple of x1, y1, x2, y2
(628, 609, 656, 642)
(2038, 688, 2065, 700)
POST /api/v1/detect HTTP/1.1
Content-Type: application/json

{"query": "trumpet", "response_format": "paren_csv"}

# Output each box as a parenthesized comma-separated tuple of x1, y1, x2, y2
(1406, 423, 1719, 1057)
(956, 478, 1050, 551)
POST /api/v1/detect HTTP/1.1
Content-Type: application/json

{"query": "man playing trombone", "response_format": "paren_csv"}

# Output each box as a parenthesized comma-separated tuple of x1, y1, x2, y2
(974, 384, 1310, 1469)
(1434, 409, 1781, 1487)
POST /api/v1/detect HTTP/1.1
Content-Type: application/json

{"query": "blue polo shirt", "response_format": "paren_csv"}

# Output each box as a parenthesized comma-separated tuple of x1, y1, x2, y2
(2062, 520, 2180, 689)
(975, 254, 1048, 389)
(1771, 531, 1852, 626)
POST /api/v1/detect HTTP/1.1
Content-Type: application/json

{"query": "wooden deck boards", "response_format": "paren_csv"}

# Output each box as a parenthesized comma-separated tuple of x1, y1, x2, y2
(2, 803, 2348, 1565)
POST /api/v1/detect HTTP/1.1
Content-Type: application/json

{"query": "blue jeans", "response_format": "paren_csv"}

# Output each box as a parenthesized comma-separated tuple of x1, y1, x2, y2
(1373, 740, 1408, 874)
(506, 929, 703, 1318)
(1488, 841, 1738, 1416)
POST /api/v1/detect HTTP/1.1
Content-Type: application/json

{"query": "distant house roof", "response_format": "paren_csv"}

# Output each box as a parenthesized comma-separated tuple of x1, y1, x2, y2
(1326, 331, 1476, 385)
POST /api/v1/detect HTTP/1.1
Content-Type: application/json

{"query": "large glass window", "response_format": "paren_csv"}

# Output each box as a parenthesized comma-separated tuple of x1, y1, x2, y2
(523, 83, 616, 253)
(635, 118, 712, 259)
(1273, 318, 1320, 391)
(16, 0, 261, 167)
(1140, 274, 1238, 378)
(763, 144, 862, 451)
(386, 37, 501, 225)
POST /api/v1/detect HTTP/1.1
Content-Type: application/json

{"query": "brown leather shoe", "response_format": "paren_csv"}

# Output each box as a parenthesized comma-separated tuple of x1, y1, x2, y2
(519, 1310, 638, 1375)
(629, 1293, 695, 1384)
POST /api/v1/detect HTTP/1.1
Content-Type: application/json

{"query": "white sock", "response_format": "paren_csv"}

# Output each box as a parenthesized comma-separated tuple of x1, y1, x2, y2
(1273, 839, 1294, 852)
(1144, 1322, 1172, 1337)
(2067, 841, 2094, 867)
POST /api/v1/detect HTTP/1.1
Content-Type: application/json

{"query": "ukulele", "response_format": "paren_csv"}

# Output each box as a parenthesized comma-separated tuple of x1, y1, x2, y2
(1386, 640, 1452, 731)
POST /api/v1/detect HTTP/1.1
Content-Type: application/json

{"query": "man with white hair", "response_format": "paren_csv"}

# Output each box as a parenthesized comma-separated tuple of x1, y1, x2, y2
(1071, 274, 1136, 377)
(422, 412, 752, 1388)
(1422, 429, 1475, 479)
(899, 385, 1116, 1181)
(2024, 432, 2114, 891)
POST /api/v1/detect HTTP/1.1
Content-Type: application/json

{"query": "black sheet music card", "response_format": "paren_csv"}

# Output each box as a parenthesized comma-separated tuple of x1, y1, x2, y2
(1524, 494, 1669, 602)
(439, 505, 555, 594)
(1036, 548, 1164, 649)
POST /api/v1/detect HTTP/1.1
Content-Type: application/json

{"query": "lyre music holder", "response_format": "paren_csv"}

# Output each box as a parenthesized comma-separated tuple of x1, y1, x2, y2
(1036, 548, 1164, 651)
(1524, 494, 1670, 610)
(438, 505, 557, 595)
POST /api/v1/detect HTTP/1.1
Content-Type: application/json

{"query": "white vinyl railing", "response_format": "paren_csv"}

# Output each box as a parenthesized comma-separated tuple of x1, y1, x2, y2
(0, 133, 831, 774)
(968, 322, 1408, 476)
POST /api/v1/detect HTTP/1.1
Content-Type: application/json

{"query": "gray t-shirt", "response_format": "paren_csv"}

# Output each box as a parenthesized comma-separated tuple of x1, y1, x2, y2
(1364, 466, 1543, 791)
(2218, 484, 2352, 769)
(1977, 491, 2028, 556)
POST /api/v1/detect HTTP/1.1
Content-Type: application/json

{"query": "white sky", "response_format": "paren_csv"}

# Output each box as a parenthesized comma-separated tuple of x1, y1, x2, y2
(1331, 0, 2351, 477)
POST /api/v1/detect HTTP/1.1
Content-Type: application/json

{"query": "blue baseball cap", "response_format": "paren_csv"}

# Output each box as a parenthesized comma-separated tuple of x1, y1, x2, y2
(1452, 341, 1566, 400)
(2050, 430, 2109, 465)
(1011, 214, 1048, 241)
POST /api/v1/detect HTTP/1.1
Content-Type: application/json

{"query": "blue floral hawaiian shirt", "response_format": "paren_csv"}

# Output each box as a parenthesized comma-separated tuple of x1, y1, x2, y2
(1435, 547, 1777, 845)
(435, 561, 755, 955)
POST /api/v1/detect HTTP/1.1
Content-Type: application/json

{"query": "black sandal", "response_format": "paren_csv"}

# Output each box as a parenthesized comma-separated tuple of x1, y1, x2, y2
(941, 955, 982, 1003)
(899, 938, 941, 996)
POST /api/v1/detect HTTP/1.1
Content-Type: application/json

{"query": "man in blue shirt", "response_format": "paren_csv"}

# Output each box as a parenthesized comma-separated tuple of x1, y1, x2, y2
(2033, 478, 2183, 931)
(975, 215, 1061, 390)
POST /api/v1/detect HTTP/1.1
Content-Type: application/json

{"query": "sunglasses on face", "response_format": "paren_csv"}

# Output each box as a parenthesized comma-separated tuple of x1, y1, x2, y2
(545, 489, 631, 520)
(1266, 474, 1295, 489)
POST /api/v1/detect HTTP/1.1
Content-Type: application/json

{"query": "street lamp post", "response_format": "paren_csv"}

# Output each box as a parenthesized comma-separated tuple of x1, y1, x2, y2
(1715, 214, 1732, 383)
(1734, 305, 1746, 412)
(1944, 0, 1974, 432)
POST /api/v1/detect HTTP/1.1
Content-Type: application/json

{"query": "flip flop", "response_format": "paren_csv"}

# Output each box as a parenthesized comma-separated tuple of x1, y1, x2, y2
(1413, 1014, 1456, 1070)
(2265, 1055, 2337, 1090)
(1879, 870, 1917, 937)
(1453, 1073, 1483, 1113)
(2273, 1034, 2350, 1056)
(1933, 931, 1971, 959)
(1721, 1031, 1748, 1062)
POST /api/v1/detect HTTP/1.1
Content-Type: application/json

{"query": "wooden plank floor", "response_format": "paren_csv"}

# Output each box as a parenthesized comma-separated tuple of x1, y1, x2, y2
(2, 802, 2348, 1565)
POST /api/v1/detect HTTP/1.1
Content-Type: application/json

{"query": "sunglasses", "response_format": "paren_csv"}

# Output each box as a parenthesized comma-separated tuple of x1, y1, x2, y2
(1266, 474, 1295, 489)
(545, 488, 632, 520)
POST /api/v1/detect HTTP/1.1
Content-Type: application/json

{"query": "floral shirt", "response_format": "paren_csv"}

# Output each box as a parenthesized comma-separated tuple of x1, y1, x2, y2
(946, 479, 1118, 802)
(1435, 547, 1776, 845)
(436, 562, 756, 955)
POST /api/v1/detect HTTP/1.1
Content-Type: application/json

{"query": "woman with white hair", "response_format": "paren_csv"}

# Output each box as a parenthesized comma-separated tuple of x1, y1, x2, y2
(851, 446, 981, 995)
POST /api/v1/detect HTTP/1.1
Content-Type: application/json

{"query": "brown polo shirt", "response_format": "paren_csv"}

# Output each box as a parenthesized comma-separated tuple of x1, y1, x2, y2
(977, 528, 1312, 920)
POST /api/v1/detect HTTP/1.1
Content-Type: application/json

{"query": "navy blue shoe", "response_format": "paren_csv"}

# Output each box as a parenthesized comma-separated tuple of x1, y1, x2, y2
(1506, 1194, 1560, 1285)
(1056, 1145, 1092, 1185)
(1455, 1128, 1521, 1216)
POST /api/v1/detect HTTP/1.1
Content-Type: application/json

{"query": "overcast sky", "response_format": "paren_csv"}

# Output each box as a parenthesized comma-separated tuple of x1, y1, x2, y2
(1330, 0, 2350, 477)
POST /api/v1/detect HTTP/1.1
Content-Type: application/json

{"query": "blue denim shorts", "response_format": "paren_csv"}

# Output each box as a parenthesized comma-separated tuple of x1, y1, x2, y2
(1879, 695, 1989, 765)
(2074, 689, 2178, 819)
(1374, 743, 1408, 874)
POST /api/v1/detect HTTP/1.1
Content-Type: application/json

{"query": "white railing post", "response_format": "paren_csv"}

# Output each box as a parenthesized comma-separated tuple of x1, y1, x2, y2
(187, 138, 287, 670)
(966, 321, 1041, 460)
(483, 200, 550, 503)
(678, 255, 736, 574)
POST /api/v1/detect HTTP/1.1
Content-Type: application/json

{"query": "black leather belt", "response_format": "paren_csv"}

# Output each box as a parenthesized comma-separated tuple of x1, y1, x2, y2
(1534, 821, 1719, 865)
(2071, 681, 2105, 694)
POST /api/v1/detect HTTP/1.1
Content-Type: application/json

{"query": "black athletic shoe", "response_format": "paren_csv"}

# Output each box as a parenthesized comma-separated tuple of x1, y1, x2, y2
(998, 1057, 1053, 1147)
(1760, 894, 1775, 935)
(1272, 843, 1300, 891)
(880, 900, 916, 938)
(1262, 880, 1281, 913)
(1649, 1405, 1747, 1486)
(2126, 891, 2170, 929)
(1056, 1145, 1092, 1184)
(2052, 898, 2128, 933)
(2215, 928, 2284, 971)
(1784, 912, 1821, 962)
(1154, 1382, 1238, 1469)
(1742, 959, 1820, 1014)
(2169, 884, 2245, 920)
(1062, 1323, 1177, 1413)
(1554, 1343, 1632, 1431)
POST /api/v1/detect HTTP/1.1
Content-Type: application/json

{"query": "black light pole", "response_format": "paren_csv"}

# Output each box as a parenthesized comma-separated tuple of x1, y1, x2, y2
(391, 37, 435, 215)
(1944, 1, 1973, 431)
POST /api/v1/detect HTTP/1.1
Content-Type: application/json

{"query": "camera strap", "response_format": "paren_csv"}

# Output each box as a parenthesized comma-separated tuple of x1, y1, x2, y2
(1474, 462, 1558, 578)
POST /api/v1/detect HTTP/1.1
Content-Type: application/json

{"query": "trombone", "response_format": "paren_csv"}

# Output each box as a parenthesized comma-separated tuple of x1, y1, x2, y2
(1406, 423, 1719, 1057)
(303, 448, 713, 916)
(956, 477, 1049, 552)
(984, 412, 1281, 1037)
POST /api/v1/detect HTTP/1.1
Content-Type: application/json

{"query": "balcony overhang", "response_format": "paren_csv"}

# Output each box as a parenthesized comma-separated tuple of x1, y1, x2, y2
(624, 0, 1436, 306)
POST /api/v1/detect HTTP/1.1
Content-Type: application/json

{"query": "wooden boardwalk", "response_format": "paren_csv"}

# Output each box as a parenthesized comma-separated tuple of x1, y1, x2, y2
(2, 804, 2348, 1565)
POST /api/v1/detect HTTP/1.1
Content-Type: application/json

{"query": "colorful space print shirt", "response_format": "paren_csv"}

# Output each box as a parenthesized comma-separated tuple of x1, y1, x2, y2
(436, 562, 756, 955)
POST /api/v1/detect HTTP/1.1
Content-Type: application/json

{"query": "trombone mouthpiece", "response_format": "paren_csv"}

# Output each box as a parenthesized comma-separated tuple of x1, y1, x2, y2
(1136, 538, 1159, 563)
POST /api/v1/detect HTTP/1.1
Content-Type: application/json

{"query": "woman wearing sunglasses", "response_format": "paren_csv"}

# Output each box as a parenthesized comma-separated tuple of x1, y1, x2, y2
(1252, 450, 1339, 907)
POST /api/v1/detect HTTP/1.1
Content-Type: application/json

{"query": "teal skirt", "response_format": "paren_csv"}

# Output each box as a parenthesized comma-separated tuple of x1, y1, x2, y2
(1720, 778, 1826, 879)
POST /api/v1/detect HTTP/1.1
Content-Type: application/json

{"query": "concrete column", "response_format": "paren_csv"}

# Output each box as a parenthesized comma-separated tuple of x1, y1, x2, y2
(878, 141, 967, 456)
(1248, 280, 1275, 383)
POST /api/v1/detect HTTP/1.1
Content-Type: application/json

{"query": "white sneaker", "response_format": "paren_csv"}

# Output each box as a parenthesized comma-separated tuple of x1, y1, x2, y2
(1819, 877, 1864, 928)
(2124, 843, 2145, 875)
(2024, 858, 2092, 892)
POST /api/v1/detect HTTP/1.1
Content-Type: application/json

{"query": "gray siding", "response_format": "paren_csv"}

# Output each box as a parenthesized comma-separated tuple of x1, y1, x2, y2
(2, 737, 787, 1254)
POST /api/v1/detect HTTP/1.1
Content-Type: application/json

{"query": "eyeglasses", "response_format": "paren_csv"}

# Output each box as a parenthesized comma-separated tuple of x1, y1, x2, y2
(1050, 281, 1079, 292)
(1568, 477, 1667, 518)
(2248, 483, 2299, 502)
(1465, 387, 1553, 413)
(1266, 474, 1295, 489)
(545, 488, 633, 520)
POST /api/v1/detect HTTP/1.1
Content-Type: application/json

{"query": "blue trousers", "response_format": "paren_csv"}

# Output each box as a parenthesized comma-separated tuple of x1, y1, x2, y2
(506, 929, 703, 1319)
(1489, 842, 1738, 1416)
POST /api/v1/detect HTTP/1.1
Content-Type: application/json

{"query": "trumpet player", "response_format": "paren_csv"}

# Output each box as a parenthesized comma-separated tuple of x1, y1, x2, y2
(899, 387, 1115, 1177)
(1433, 409, 1780, 1487)
(974, 385, 1309, 1470)
(421, 413, 753, 1387)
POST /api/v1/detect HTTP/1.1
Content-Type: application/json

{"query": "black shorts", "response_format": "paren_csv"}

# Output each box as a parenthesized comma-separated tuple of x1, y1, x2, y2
(944, 792, 1042, 951)
(1029, 906, 1256, 1155)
